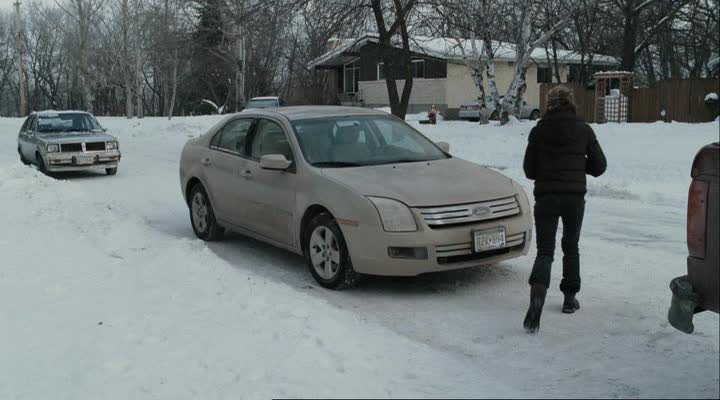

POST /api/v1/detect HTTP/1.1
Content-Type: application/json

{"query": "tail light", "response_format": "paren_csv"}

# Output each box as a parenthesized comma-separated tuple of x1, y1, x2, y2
(687, 179, 708, 258)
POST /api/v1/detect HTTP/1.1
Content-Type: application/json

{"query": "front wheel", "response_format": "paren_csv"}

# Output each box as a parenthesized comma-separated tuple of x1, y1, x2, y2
(35, 152, 48, 174)
(189, 184, 224, 241)
(304, 213, 360, 290)
(106, 168, 118, 176)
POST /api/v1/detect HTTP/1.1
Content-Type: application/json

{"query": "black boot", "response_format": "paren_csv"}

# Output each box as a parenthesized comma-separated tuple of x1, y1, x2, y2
(523, 284, 547, 333)
(562, 292, 580, 314)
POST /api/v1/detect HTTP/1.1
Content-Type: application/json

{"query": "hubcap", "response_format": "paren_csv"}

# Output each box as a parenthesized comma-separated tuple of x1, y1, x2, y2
(309, 226, 341, 280)
(191, 192, 209, 232)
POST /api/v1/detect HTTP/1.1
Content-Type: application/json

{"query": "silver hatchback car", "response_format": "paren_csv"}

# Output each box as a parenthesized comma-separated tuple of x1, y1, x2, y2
(180, 106, 532, 289)
(17, 110, 121, 175)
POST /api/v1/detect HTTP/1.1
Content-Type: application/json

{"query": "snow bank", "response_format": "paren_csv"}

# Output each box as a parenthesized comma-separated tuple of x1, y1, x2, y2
(374, 107, 444, 121)
(705, 92, 718, 102)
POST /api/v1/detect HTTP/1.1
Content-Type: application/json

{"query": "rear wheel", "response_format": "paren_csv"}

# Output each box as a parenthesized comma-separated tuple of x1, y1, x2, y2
(106, 168, 118, 176)
(529, 110, 540, 120)
(189, 184, 224, 241)
(18, 148, 30, 165)
(304, 213, 360, 290)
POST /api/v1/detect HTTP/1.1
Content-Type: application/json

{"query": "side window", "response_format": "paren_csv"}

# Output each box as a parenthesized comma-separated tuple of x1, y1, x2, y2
(250, 119, 294, 161)
(19, 117, 31, 133)
(27, 116, 37, 134)
(213, 119, 253, 155)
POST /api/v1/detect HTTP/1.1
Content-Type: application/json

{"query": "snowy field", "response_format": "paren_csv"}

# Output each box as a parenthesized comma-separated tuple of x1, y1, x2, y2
(0, 113, 718, 399)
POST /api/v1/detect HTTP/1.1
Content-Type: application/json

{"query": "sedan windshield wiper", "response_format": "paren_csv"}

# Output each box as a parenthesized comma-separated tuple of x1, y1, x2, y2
(312, 161, 363, 168)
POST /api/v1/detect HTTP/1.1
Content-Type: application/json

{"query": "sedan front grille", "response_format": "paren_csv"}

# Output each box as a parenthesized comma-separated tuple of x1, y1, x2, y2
(60, 143, 83, 153)
(416, 196, 521, 228)
(436, 233, 526, 265)
(435, 232, 526, 258)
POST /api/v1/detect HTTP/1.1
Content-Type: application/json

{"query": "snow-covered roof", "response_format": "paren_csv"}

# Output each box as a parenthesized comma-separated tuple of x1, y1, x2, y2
(31, 110, 91, 117)
(250, 96, 281, 100)
(308, 34, 618, 69)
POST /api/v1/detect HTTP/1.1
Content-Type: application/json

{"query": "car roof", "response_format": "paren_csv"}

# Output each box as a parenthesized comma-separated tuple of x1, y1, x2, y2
(240, 106, 391, 121)
(31, 110, 92, 117)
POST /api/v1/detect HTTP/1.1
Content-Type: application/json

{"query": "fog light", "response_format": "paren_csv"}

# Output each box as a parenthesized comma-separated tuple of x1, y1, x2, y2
(388, 247, 428, 260)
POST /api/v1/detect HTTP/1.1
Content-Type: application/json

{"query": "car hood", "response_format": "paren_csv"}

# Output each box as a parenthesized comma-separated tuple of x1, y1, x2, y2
(321, 157, 516, 207)
(38, 131, 116, 144)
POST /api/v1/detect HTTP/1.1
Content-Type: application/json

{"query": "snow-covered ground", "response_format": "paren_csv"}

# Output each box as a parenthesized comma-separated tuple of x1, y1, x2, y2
(0, 114, 718, 399)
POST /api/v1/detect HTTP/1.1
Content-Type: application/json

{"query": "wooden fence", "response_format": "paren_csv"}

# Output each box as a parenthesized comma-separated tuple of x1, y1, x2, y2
(540, 79, 720, 123)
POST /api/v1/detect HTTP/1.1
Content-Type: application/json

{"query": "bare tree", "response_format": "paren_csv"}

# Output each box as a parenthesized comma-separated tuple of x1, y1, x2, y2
(369, 0, 417, 119)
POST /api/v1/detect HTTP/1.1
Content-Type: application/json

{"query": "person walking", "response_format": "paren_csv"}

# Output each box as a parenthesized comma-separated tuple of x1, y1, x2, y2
(522, 85, 607, 333)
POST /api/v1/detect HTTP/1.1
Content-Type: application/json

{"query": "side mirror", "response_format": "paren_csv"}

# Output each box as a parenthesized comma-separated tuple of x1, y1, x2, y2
(259, 154, 292, 171)
(436, 141, 450, 153)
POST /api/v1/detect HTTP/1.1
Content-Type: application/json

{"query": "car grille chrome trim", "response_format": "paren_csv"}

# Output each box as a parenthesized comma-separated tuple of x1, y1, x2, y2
(416, 196, 521, 227)
(435, 232, 525, 257)
(60, 143, 83, 153)
(60, 142, 106, 152)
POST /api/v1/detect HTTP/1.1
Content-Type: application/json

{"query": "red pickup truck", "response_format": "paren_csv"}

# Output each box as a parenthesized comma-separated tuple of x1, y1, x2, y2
(668, 142, 719, 333)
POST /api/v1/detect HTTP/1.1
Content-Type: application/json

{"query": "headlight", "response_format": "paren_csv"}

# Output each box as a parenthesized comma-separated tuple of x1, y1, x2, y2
(46, 144, 59, 153)
(106, 141, 118, 150)
(367, 196, 417, 232)
(512, 180, 531, 213)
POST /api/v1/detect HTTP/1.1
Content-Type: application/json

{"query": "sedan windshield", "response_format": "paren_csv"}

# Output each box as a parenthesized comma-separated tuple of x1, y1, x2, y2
(37, 113, 102, 133)
(245, 99, 278, 109)
(291, 115, 449, 167)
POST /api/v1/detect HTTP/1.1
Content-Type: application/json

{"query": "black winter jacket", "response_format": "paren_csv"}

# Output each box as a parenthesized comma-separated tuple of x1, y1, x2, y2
(523, 111, 607, 196)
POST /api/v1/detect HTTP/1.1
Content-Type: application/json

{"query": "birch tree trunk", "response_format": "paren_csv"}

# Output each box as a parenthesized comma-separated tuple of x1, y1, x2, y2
(483, 38, 501, 116)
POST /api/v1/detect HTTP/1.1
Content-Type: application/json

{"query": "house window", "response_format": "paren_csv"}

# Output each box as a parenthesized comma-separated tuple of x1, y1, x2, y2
(344, 60, 360, 93)
(537, 67, 552, 83)
(412, 60, 425, 78)
(377, 62, 385, 80)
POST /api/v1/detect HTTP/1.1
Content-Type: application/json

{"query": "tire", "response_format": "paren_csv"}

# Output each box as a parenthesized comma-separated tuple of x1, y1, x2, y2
(188, 183, 224, 241)
(529, 110, 540, 120)
(304, 213, 360, 290)
(106, 168, 118, 176)
(490, 110, 499, 120)
(35, 152, 48, 174)
(18, 148, 30, 165)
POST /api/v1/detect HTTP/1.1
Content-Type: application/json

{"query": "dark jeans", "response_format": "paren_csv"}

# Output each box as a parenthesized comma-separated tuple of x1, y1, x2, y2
(528, 194, 585, 294)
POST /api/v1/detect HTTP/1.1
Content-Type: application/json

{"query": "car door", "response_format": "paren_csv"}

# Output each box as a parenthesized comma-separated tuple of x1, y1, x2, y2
(204, 117, 255, 227)
(21, 116, 38, 160)
(243, 118, 298, 246)
(17, 116, 31, 156)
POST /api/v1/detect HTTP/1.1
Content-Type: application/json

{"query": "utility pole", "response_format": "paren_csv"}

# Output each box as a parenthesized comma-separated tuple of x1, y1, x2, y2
(14, 0, 26, 117)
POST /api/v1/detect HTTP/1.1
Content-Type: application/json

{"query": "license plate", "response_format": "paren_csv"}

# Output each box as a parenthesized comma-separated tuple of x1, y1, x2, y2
(473, 227, 506, 253)
(75, 156, 94, 165)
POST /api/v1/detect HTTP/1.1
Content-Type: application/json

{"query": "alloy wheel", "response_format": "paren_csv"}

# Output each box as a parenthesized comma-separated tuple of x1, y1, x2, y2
(191, 191, 209, 233)
(309, 226, 341, 280)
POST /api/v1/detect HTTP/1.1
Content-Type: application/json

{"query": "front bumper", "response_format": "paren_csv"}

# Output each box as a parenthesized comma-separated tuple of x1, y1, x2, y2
(342, 211, 532, 276)
(46, 151, 121, 172)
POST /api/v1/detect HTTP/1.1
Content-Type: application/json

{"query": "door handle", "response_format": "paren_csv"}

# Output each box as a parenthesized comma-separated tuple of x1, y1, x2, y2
(201, 157, 212, 166)
(240, 169, 253, 179)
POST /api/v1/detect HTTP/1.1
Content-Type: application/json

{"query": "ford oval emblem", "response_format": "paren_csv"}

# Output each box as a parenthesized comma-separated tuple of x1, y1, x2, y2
(472, 206, 491, 217)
